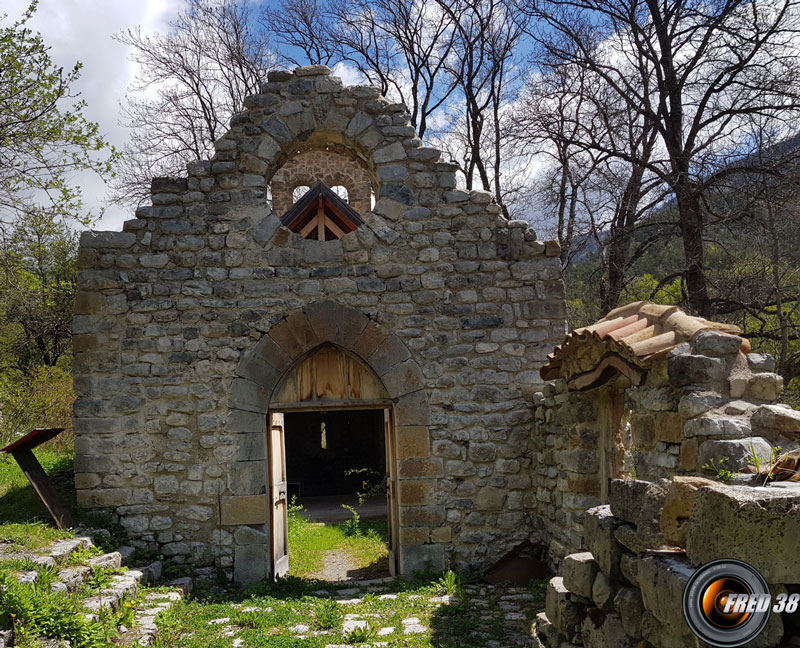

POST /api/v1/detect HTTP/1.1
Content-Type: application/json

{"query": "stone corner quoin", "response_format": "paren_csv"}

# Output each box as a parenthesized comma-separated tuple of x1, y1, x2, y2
(72, 64, 568, 582)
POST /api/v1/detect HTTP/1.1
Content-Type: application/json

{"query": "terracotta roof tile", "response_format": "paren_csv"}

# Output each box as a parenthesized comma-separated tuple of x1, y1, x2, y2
(541, 301, 750, 389)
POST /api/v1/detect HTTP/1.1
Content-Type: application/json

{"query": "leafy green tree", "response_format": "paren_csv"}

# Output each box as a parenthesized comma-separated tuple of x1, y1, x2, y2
(0, 213, 76, 371)
(0, 1, 116, 226)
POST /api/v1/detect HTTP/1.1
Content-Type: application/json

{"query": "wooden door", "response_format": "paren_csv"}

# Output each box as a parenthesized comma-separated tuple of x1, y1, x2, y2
(384, 408, 399, 576)
(269, 412, 289, 578)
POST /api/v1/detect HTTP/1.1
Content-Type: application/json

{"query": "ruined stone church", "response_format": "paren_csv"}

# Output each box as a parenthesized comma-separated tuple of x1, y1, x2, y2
(72, 65, 568, 582)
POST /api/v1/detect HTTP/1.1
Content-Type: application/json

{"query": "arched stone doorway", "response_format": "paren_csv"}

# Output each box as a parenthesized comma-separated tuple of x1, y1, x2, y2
(224, 300, 431, 582)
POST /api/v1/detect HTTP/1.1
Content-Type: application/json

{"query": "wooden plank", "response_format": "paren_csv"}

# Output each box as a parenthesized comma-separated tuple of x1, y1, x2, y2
(12, 448, 75, 529)
(269, 412, 289, 578)
(384, 408, 399, 577)
(300, 215, 320, 238)
(269, 398, 392, 412)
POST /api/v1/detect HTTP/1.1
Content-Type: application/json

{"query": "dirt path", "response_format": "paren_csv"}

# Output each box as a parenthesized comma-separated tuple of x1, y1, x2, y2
(309, 549, 390, 581)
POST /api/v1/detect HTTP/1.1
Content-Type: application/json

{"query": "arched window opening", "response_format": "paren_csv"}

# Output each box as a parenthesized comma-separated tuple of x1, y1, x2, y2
(330, 185, 349, 203)
(293, 185, 311, 203)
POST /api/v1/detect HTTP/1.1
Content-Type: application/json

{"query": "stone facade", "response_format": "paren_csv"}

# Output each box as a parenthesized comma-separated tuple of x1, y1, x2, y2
(269, 146, 373, 217)
(72, 65, 567, 582)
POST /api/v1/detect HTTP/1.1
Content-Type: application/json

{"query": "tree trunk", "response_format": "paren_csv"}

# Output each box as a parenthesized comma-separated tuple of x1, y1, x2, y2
(674, 180, 710, 317)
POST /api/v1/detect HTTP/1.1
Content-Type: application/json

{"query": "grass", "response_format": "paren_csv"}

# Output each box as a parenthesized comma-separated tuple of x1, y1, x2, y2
(287, 502, 389, 578)
(145, 571, 548, 648)
(0, 449, 76, 525)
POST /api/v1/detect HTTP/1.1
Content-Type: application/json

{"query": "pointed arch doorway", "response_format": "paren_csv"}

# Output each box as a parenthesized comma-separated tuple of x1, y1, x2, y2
(267, 343, 400, 579)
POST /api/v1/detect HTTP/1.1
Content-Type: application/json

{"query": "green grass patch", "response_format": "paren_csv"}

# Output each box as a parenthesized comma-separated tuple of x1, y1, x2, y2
(0, 449, 76, 525)
(287, 504, 388, 578)
(0, 521, 72, 551)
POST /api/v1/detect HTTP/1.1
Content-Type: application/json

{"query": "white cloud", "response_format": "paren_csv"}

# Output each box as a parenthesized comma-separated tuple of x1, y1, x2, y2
(4, 0, 184, 231)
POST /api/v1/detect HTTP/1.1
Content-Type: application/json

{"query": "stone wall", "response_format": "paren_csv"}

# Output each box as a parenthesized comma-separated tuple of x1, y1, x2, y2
(269, 146, 373, 217)
(537, 478, 800, 647)
(533, 328, 799, 564)
(72, 65, 567, 582)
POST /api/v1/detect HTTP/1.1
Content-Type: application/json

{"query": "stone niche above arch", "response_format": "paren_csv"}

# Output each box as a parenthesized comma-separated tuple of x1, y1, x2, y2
(270, 145, 374, 217)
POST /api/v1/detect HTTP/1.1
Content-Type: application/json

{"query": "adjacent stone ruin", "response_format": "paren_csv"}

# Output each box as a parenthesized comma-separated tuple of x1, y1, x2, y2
(72, 65, 567, 582)
(533, 302, 800, 647)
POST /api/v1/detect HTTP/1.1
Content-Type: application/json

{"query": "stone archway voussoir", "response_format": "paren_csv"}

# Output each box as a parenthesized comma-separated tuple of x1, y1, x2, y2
(267, 310, 320, 360)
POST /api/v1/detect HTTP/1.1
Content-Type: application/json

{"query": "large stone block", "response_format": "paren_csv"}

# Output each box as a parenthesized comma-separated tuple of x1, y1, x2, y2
(400, 544, 444, 574)
(668, 354, 727, 388)
(608, 479, 651, 524)
(581, 612, 636, 648)
(583, 506, 626, 581)
(751, 404, 800, 440)
(659, 476, 716, 547)
(561, 551, 598, 599)
(697, 436, 771, 472)
(220, 495, 267, 525)
(686, 484, 800, 583)
(545, 577, 584, 640)
(614, 587, 644, 639)
(637, 555, 695, 632)
(691, 330, 743, 357)
(683, 416, 750, 438)
(234, 543, 268, 585)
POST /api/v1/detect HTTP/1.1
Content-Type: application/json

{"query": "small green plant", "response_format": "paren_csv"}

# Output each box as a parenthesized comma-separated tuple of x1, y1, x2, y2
(438, 569, 463, 597)
(315, 597, 342, 630)
(702, 457, 736, 484)
(66, 545, 103, 566)
(343, 621, 377, 644)
(344, 467, 387, 506)
(87, 565, 115, 591)
(746, 440, 766, 473)
(118, 597, 137, 629)
(341, 504, 362, 537)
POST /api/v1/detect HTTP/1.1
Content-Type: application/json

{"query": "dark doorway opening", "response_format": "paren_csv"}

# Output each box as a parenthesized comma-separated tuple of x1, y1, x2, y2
(281, 408, 392, 581)
(285, 409, 385, 497)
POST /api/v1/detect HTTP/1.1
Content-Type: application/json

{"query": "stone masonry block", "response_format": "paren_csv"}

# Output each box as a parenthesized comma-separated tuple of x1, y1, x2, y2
(614, 587, 644, 639)
(668, 354, 727, 388)
(751, 404, 800, 441)
(220, 495, 267, 526)
(228, 461, 267, 496)
(350, 321, 389, 360)
(582, 612, 636, 648)
(303, 300, 369, 348)
(399, 480, 432, 506)
(234, 543, 268, 585)
(268, 310, 320, 359)
(395, 390, 429, 426)
(659, 475, 716, 548)
(396, 426, 430, 459)
(368, 335, 411, 376)
(399, 458, 442, 479)
(686, 484, 800, 583)
(545, 577, 584, 639)
(697, 436, 771, 472)
(608, 479, 652, 525)
(381, 359, 424, 398)
(561, 551, 598, 599)
(583, 506, 626, 581)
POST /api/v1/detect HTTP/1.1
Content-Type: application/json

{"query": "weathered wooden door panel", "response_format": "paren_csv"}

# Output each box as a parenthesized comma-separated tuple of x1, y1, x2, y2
(269, 412, 289, 578)
(270, 343, 389, 408)
(384, 408, 399, 577)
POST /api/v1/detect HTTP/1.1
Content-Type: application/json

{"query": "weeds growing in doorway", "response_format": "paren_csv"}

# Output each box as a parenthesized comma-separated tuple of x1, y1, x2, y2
(287, 499, 388, 579)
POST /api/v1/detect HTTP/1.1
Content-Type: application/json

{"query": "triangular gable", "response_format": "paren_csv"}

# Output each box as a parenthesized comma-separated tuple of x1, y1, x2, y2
(279, 181, 365, 241)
